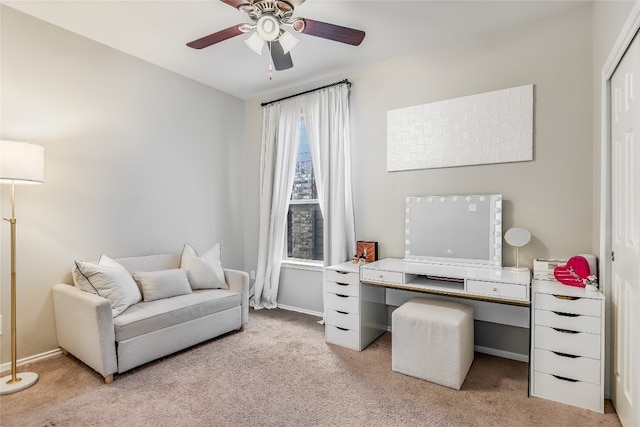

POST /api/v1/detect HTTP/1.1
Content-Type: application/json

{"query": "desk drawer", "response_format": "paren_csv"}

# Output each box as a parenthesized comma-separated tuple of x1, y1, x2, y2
(325, 293, 359, 314)
(534, 326, 600, 359)
(535, 293, 601, 317)
(361, 269, 403, 285)
(326, 269, 359, 285)
(534, 349, 600, 384)
(533, 371, 602, 412)
(326, 325, 359, 350)
(467, 280, 528, 301)
(535, 309, 600, 334)
(326, 309, 359, 331)
(326, 280, 359, 297)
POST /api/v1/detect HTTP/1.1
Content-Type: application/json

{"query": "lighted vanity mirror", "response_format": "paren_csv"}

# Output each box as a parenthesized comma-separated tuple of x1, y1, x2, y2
(404, 194, 502, 267)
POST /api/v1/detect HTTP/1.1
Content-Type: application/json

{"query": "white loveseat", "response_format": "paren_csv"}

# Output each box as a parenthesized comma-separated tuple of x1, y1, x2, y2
(52, 246, 248, 383)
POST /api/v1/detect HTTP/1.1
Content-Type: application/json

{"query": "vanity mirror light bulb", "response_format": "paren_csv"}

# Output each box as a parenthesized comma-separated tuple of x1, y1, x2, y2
(466, 196, 472, 202)
(479, 196, 486, 202)
(406, 197, 411, 203)
(405, 218, 410, 223)
(405, 240, 411, 245)
(452, 196, 459, 202)
(405, 229, 410, 234)
(406, 208, 411, 213)
(428, 197, 434, 203)
(405, 250, 411, 255)
(440, 197, 446, 202)
(416, 197, 422, 203)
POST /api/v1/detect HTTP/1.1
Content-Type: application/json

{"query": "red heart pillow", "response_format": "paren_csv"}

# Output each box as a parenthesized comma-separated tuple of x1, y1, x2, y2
(554, 256, 591, 287)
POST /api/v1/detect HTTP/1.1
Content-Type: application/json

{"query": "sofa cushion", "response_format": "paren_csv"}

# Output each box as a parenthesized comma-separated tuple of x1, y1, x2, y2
(180, 243, 228, 290)
(133, 269, 192, 302)
(72, 255, 142, 317)
(116, 253, 181, 274)
(113, 289, 241, 342)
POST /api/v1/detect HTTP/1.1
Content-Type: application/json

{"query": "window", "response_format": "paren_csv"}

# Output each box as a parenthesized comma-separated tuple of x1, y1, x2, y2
(286, 119, 323, 262)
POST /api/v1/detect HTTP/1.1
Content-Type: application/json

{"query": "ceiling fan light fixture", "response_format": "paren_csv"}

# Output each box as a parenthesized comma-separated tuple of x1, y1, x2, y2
(279, 30, 298, 54)
(244, 32, 265, 55)
(256, 15, 280, 41)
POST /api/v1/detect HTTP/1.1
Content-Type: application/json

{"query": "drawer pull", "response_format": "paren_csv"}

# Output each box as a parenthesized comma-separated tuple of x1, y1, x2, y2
(336, 271, 349, 275)
(552, 375, 579, 383)
(552, 294, 580, 301)
(553, 327, 579, 334)
(335, 294, 349, 298)
(336, 282, 349, 286)
(552, 351, 579, 359)
(552, 311, 579, 317)
(492, 287, 498, 292)
(336, 310, 348, 315)
(336, 326, 349, 331)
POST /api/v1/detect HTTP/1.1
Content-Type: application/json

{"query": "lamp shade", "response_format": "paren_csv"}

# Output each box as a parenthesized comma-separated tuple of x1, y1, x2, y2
(0, 140, 44, 185)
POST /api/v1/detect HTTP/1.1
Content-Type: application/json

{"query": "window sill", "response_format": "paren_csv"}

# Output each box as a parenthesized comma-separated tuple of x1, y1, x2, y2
(281, 260, 324, 272)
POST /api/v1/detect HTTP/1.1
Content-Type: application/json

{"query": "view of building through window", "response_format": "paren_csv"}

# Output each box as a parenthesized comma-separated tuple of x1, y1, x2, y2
(287, 119, 323, 261)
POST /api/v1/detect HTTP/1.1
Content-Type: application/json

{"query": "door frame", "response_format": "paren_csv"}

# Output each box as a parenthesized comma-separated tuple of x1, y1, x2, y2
(599, 0, 640, 400)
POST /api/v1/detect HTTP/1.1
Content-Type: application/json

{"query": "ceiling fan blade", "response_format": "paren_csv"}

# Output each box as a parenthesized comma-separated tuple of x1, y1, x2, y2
(219, 0, 251, 9)
(187, 25, 244, 49)
(295, 18, 365, 46)
(268, 42, 293, 71)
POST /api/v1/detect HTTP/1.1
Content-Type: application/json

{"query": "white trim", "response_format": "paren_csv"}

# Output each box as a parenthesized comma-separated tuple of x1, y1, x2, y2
(0, 348, 63, 374)
(599, 0, 640, 400)
(277, 304, 323, 318)
(280, 260, 323, 272)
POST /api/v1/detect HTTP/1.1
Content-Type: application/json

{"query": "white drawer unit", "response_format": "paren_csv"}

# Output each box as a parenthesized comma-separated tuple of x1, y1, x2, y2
(324, 262, 387, 351)
(530, 280, 605, 413)
(324, 262, 362, 350)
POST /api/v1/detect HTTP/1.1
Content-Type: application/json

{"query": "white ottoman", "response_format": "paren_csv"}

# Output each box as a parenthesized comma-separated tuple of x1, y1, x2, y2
(392, 298, 474, 390)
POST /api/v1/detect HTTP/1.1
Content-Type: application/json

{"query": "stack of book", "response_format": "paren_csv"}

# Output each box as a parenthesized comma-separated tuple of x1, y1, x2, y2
(532, 258, 567, 282)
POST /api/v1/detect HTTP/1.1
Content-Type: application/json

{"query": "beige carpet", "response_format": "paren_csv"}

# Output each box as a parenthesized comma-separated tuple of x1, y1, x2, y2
(0, 308, 620, 426)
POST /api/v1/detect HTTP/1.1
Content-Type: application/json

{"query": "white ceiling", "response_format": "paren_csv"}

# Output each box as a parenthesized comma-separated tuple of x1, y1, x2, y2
(3, 0, 587, 100)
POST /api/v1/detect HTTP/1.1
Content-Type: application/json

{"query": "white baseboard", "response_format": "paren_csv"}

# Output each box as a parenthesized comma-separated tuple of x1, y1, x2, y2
(474, 345, 529, 363)
(277, 304, 323, 318)
(0, 348, 63, 375)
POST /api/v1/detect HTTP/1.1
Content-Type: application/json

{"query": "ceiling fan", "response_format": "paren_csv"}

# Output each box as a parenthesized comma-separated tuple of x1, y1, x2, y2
(186, 0, 366, 73)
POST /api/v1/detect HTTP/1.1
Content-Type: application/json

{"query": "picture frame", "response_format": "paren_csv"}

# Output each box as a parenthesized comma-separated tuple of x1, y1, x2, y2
(356, 241, 378, 263)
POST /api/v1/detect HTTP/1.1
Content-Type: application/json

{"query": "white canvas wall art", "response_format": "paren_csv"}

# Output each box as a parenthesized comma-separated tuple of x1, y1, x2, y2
(387, 84, 533, 171)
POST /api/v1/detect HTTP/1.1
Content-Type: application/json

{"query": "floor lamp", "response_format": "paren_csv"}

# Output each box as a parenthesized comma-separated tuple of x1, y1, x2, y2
(0, 140, 44, 395)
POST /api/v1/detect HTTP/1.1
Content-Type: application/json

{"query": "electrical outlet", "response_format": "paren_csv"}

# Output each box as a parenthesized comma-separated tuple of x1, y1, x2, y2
(250, 270, 256, 280)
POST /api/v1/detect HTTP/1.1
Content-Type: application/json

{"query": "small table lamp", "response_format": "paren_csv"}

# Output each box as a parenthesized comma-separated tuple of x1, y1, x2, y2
(0, 140, 44, 395)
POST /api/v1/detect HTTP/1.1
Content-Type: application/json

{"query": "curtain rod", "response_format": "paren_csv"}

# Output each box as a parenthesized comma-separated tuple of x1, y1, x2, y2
(261, 79, 351, 107)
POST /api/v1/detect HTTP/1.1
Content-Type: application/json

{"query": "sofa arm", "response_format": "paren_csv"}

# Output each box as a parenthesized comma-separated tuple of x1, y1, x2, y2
(52, 283, 118, 381)
(224, 268, 249, 325)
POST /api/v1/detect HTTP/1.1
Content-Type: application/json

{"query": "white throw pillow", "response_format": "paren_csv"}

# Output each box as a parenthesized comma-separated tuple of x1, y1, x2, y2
(72, 255, 142, 317)
(180, 243, 228, 290)
(133, 269, 192, 302)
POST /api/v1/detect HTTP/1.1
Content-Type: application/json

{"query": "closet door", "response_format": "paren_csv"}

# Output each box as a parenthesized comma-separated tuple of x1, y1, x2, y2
(610, 30, 640, 427)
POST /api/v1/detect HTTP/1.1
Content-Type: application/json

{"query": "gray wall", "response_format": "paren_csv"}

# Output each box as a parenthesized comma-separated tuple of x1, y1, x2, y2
(0, 6, 245, 363)
(245, 5, 594, 310)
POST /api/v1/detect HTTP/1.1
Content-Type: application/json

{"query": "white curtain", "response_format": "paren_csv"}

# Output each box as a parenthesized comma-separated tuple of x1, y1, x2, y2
(251, 99, 301, 309)
(251, 82, 356, 309)
(301, 84, 356, 266)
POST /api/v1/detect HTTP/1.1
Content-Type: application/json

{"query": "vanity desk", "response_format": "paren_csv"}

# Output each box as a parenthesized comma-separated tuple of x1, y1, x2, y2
(325, 258, 531, 354)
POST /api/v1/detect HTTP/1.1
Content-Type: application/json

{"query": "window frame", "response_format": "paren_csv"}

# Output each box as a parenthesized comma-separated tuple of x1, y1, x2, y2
(283, 118, 323, 267)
